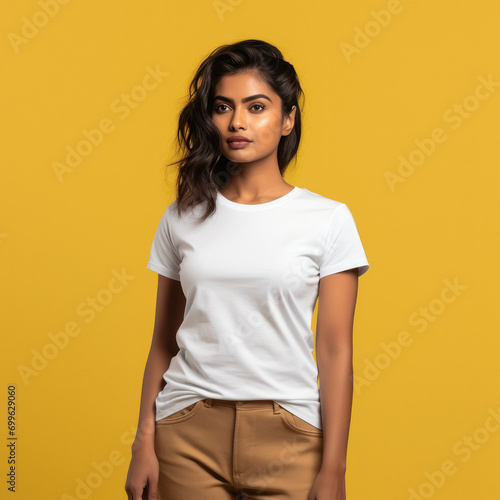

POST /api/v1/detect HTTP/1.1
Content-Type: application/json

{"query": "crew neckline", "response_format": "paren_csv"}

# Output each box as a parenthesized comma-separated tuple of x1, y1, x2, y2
(217, 186, 302, 211)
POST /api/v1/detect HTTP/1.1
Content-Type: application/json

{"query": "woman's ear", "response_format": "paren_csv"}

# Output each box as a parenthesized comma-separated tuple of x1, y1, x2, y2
(282, 105, 297, 137)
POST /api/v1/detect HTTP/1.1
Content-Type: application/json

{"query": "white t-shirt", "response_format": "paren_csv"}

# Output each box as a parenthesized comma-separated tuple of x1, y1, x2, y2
(146, 186, 369, 430)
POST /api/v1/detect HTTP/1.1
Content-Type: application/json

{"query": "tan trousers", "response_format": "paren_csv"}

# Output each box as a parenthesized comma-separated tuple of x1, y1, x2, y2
(154, 398, 324, 499)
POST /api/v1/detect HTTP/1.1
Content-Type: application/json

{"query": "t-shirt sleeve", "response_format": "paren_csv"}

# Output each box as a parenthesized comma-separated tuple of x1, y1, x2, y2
(146, 207, 181, 281)
(319, 203, 370, 279)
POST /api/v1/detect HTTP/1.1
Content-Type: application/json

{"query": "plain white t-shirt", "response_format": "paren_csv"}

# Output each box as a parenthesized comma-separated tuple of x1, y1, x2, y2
(146, 186, 369, 430)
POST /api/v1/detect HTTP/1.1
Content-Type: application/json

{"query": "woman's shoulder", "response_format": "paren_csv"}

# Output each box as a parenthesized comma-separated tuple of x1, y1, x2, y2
(295, 187, 346, 212)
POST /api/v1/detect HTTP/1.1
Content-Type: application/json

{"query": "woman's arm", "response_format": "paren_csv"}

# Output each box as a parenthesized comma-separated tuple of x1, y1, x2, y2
(309, 268, 359, 499)
(131, 274, 186, 453)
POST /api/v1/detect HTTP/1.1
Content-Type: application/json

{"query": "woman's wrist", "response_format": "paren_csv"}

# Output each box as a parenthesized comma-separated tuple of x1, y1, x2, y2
(320, 459, 347, 475)
(131, 416, 156, 453)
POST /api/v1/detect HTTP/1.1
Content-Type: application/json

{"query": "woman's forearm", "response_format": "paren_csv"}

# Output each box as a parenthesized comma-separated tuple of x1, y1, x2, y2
(131, 345, 176, 453)
(317, 348, 353, 472)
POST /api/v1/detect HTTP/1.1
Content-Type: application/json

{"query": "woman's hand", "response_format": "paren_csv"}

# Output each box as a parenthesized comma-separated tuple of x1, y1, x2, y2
(124, 444, 160, 499)
(307, 467, 346, 500)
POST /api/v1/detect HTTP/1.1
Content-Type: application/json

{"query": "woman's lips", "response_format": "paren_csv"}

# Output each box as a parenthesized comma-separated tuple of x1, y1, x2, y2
(227, 140, 252, 149)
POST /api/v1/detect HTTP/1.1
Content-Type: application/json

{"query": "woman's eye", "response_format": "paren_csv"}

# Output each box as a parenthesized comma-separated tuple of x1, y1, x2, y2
(251, 103, 265, 111)
(213, 103, 265, 112)
(214, 104, 229, 112)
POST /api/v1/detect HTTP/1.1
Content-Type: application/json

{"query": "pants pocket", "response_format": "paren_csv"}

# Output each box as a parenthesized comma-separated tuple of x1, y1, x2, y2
(156, 400, 204, 426)
(278, 406, 323, 437)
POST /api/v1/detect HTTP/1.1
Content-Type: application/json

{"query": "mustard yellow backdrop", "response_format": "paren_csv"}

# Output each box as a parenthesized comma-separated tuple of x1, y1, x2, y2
(2, 0, 499, 498)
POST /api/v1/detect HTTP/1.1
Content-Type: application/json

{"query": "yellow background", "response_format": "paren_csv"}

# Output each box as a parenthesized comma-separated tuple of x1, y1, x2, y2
(2, 0, 499, 498)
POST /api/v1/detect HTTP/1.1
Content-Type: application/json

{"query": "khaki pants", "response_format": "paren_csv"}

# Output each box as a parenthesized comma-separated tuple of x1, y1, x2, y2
(154, 398, 324, 499)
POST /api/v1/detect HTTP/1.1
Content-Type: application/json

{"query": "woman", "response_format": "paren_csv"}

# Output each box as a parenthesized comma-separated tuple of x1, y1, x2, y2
(125, 39, 369, 500)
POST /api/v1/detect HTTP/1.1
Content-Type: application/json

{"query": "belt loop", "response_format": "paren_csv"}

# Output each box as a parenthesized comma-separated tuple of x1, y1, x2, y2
(273, 401, 281, 414)
(204, 398, 212, 408)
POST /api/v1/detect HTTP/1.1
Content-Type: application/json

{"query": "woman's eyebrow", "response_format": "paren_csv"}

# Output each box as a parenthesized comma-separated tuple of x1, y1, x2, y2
(213, 94, 273, 104)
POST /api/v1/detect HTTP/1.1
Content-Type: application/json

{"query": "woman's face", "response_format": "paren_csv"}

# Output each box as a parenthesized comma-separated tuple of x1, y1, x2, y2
(210, 71, 296, 164)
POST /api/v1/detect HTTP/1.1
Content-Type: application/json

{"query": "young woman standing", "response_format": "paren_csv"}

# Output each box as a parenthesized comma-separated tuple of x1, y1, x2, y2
(125, 39, 369, 500)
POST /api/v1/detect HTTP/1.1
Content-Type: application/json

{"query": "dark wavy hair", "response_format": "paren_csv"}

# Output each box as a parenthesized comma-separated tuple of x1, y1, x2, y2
(164, 39, 305, 223)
